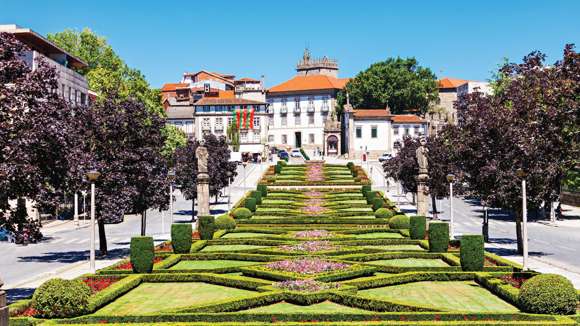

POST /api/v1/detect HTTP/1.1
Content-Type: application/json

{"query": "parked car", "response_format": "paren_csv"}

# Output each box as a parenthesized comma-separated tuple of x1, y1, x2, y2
(378, 153, 393, 163)
(290, 149, 302, 158)
(278, 150, 289, 160)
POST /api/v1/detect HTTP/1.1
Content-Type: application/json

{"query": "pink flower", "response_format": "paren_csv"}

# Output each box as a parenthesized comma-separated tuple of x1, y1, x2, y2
(266, 258, 348, 274)
(279, 241, 338, 252)
(294, 230, 331, 238)
(273, 279, 339, 292)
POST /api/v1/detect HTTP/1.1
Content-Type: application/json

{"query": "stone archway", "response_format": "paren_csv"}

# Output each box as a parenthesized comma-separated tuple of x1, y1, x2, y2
(326, 135, 339, 156)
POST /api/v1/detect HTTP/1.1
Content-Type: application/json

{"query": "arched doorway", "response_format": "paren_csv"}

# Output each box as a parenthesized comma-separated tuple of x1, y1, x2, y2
(326, 135, 338, 155)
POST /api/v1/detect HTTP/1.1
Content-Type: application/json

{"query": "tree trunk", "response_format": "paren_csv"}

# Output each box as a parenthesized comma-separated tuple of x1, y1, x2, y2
(98, 219, 108, 256)
(192, 198, 196, 222)
(411, 193, 416, 205)
(515, 208, 523, 255)
(431, 195, 438, 219)
(140, 210, 146, 236)
(482, 206, 489, 242)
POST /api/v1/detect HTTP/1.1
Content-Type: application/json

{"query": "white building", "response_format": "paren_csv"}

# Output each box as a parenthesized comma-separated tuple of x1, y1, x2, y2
(267, 49, 348, 155)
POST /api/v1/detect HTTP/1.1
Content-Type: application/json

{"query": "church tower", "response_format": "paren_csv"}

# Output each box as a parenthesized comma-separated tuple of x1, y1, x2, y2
(296, 48, 339, 77)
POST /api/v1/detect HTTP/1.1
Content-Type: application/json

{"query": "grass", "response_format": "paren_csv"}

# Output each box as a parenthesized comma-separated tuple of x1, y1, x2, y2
(241, 300, 372, 313)
(222, 232, 274, 238)
(169, 260, 263, 269)
(363, 245, 425, 251)
(359, 281, 518, 312)
(200, 244, 269, 252)
(352, 232, 403, 239)
(366, 258, 450, 267)
(95, 282, 255, 315)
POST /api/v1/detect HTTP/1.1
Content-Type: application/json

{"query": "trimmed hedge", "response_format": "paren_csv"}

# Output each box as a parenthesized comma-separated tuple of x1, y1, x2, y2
(389, 215, 410, 229)
(198, 215, 216, 240)
(232, 207, 252, 219)
(518, 274, 577, 314)
(361, 185, 371, 196)
(274, 164, 282, 174)
(374, 208, 395, 219)
(250, 190, 262, 205)
(409, 216, 426, 240)
(245, 197, 257, 212)
(171, 223, 193, 254)
(428, 222, 449, 253)
(300, 148, 310, 160)
(31, 278, 91, 318)
(130, 236, 154, 273)
(460, 235, 484, 271)
(257, 184, 268, 197)
(214, 214, 236, 230)
(365, 191, 378, 204)
(372, 198, 383, 211)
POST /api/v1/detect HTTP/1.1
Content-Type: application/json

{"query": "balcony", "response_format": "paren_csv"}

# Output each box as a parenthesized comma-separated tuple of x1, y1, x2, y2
(321, 105, 330, 113)
(280, 107, 288, 114)
(294, 107, 301, 114)
(307, 105, 315, 113)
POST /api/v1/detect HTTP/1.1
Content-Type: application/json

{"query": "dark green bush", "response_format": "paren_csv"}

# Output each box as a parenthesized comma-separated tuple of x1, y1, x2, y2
(460, 235, 484, 271)
(130, 236, 154, 273)
(428, 222, 449, 252)
(374, 208, 395, 219)
(250, 190, 262, 205)
(346, 162, 354, 170)
(31, 278, 91, 318)
(300, 148, 310, 160)
(278, 160, 287, 166)
(365, 191, 378, 204)
(245, 197, 257, 212)
(198, 215, 216, 240)
(233, 207, 253, 219)
(171, 223, 192, 254)
(274, 165, 282, 174)
(409, 216, 426, 240)
(518, 274, 577, 314)
(372, 198, 383, 211)
(215, 214, 236, 230)
(257, 184, 268, 197)
(361, 185, 371, 196)
(388, 214, 410, 229)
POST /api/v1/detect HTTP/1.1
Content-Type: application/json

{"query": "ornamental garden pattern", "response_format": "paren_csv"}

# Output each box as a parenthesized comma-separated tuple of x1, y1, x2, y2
(8, 162, 580, 325)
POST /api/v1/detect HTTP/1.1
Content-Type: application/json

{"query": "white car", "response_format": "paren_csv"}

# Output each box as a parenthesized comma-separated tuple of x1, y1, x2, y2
(290, 149, 302, 158)
(378, 153, 393, 162)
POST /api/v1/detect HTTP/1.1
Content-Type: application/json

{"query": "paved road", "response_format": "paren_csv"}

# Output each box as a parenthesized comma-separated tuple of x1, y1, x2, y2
(0, 162, 266, 296)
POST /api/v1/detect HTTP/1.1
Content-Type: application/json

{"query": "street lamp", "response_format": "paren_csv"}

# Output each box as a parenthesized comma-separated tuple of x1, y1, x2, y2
(86, 170, 100, 274)
(226, 171, 233, 210)
(516, 168, 529, 271)
(446, 174, 455, 238)
(168, 169, 176, 226)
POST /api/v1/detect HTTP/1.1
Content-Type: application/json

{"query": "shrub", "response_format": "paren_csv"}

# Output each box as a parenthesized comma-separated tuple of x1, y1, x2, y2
(428, 222, 449, 252)
(130, 236, 154, 273)
(346, 162, 354, 170)
(274, 165, 282, 174)
(171, 223, 192, 254)
(365, 191, 378, 204)
(389, 214, 410, 229)
(257, 184, 268, 197)
(32, 278, 91, 318)
(518, 274, 577, 314)
(250, 190, 262, 205)
(460, 235, 484, 271)
(375, 208, 395, 219)
(233, 207, 252, 219)
(409, 216, 427, 240)
(198, 215, 216, 240)
(372, 198, 383, 211)
(300, 148, 310, 160)
(215, 214, 236, 230)
(278, 160, 287, 166)
(361, 185, 371, 196)
(245, 197, 257, 212)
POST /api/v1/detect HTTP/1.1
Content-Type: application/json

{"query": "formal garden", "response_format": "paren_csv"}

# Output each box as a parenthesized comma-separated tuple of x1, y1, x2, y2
(8, 163, 580, 325)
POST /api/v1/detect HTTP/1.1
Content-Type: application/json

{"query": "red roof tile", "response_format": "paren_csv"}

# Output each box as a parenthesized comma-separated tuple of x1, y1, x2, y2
(193, 98, 266, 106)
(161, 83, 189, 92)
(391, 114, 425, 123)
(438, 77, 467, 89)
(353, 109, 391, 118)
(269, 75, 349, 93)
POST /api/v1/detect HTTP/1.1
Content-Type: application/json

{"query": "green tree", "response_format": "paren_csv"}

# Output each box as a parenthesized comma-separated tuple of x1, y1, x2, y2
(337, 57, 438, 114)
(161, 125, 187, 162)
(227, 122, 240, 152)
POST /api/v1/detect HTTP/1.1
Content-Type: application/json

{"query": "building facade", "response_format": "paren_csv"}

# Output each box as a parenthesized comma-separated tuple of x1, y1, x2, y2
(267, 49, 348, 156)
(0, 24, 89, 106)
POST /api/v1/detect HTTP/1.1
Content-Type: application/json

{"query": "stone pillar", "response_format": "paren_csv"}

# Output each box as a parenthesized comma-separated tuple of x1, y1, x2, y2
(197, 173, 210, 217)
(416, 174, 429, 217)
(0, 277, 8, 326)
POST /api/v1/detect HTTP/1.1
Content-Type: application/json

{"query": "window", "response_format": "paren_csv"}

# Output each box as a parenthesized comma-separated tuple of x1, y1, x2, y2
(308, 96, 314, 105)
(281, 115, 287, 126)
(282, 134, 287, 144)
(294, 114, 301, 126)
(215, 117, 224, 131)
(81, 93, 87, 105)
(281, 97, 287, 108)
(394, 126, 399, 135)
(308, 113, 314, 125)
(202, 118, 211, 130)
(356, 126, 362, 138)
(253, 117, 260, 128)
(228, 117, 234, 126)
(371, 126, 378, 138)
(268, 135, 274, 142)
(414, 125, 420, 134)
(294, 97, 300, 109)
(309, 133, 315, 144)
(404, 127, 410, 135)
(240, 132, 248, 142)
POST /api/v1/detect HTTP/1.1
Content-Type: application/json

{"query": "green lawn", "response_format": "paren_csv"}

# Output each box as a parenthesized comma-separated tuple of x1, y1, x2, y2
(241, 300, 372, 313)
(364, 245, 425, 251)
(222, 232, 274, 238)
(359, 281, 518, 312)
(200, 244, 269, 252)
(170, 260, 262, 269)
(95, 282, 255, 315)
(366, 258, 449, 267)
(353, 232, 403, 239)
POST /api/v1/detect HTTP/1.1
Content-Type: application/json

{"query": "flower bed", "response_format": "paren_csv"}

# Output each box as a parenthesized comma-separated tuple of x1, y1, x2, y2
(273, 279, 340, 292)
(499, 274, 530, 289)
(265, 258, 348, 275)
(115, 256, 165, 271)
(82, 276, 122, 293)
(306, 163, 325, 182)
(155, 242, 173, 253)
(302, 198, 326, 215)
(294, 230, 332, 239)
(279, 241, 338, 253)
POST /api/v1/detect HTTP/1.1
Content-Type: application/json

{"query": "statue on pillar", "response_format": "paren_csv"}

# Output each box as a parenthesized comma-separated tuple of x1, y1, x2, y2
(416, 136, 429, 175)
(415, 135, 429, 217)
(196, 140, 210, 218)
(196, 140, 209, 174)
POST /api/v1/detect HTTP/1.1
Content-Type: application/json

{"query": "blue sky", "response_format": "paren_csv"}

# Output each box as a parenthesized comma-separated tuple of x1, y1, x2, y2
(2, 0, 578, 88)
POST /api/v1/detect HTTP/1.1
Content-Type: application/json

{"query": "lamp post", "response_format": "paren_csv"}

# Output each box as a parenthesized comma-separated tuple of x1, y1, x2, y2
(242, 161, 248, 190)
(167, 169, 175, 227)
(86, 170, 100, 274)
(516, 168, 528, 270)
(226, 171, 233, 210)
(446, 174, 455, 238)
(81, 191, 87, 222)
